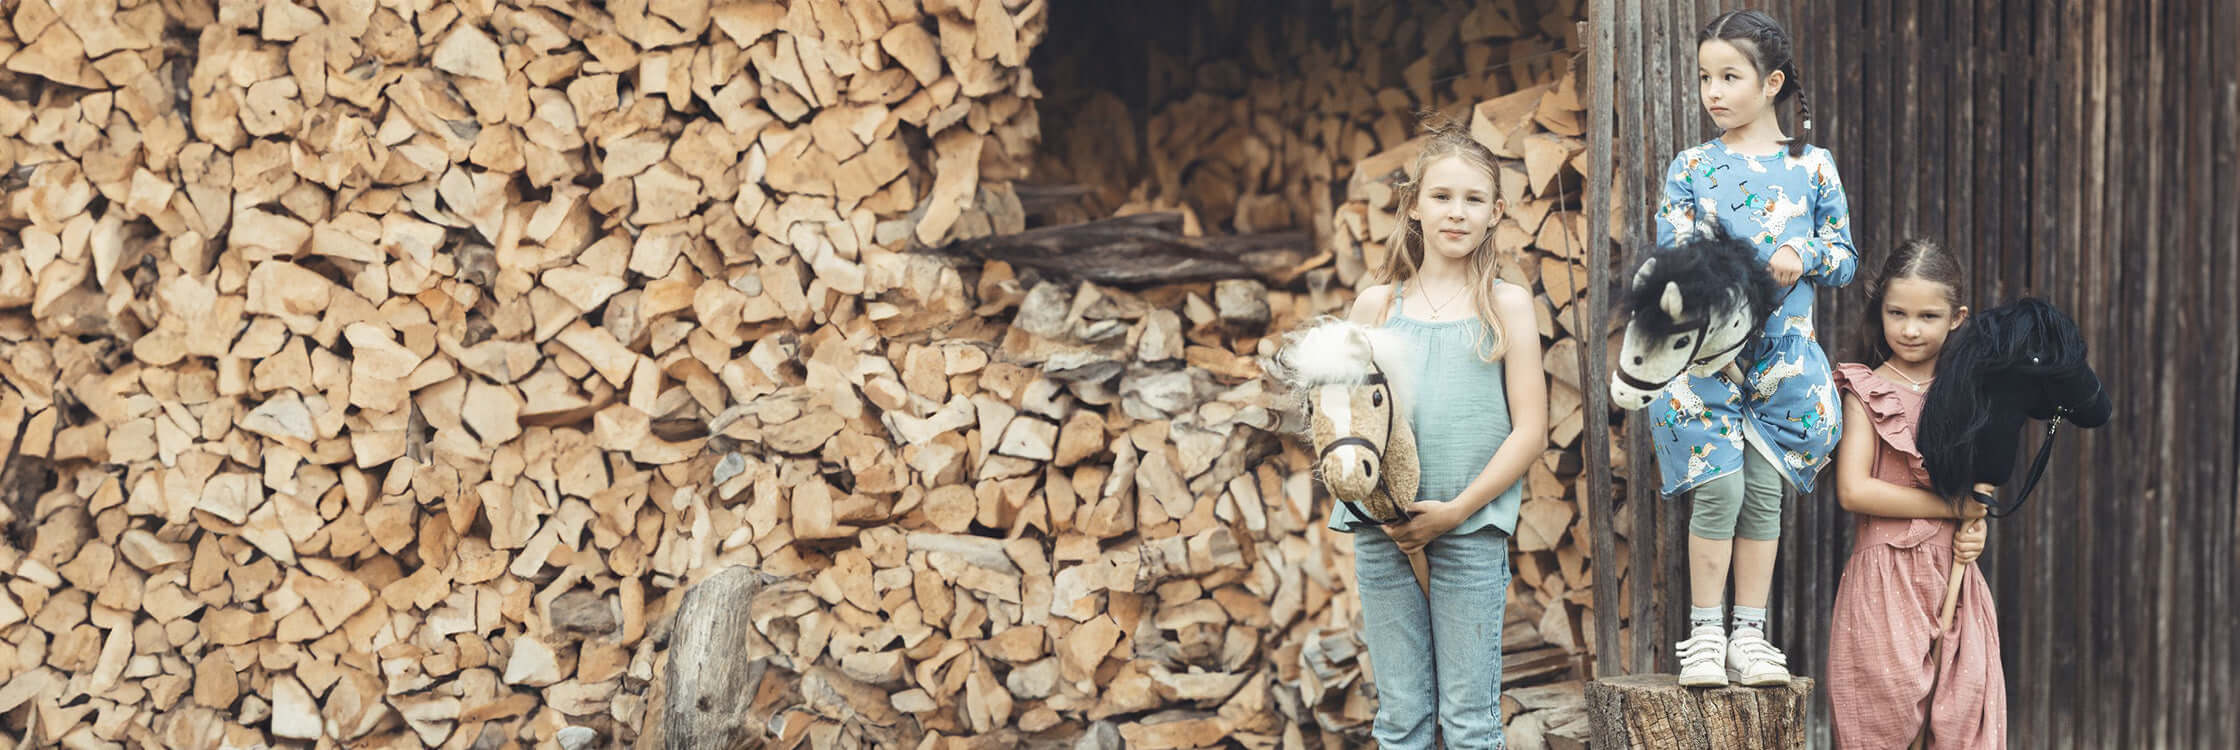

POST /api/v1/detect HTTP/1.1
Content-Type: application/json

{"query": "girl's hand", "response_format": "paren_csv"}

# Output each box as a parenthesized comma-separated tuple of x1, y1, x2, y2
(1947, 487, 1992, 520)
(1953, 519, 1987, 564)
(1387, 499, 1465, 553)
(1769, 244, 1805, 286)
(1959, 484, 1993, 521)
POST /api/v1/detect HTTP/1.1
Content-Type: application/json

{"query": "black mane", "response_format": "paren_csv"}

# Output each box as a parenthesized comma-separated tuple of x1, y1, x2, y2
(1918, 297, 2100, 497)
(1620, 230, 1782, 341)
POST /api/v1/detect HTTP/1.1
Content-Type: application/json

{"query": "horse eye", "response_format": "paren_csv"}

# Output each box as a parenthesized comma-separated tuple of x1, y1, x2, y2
(1672, 336, 1691, 350)
(1372, 391, 1384, 407)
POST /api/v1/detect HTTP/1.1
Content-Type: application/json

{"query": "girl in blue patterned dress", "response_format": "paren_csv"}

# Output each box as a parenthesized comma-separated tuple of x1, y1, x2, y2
(1656, 9, 1857, 688)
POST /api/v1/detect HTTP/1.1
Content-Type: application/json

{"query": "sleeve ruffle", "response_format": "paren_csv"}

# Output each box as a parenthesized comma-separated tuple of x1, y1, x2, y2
(1832, 363, 1931, 487)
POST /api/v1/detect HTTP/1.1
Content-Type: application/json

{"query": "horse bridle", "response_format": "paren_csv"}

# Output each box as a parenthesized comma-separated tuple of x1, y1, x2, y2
(1970, 377, 2101, 518)
(1313, 366, 1415, 530)
(1613, 312, 1753, 393)
(1615, 284, 1795, 393)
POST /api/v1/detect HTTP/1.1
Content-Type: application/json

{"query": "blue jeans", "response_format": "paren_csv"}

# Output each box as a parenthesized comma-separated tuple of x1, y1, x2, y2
(1354, 524, 1511, 749)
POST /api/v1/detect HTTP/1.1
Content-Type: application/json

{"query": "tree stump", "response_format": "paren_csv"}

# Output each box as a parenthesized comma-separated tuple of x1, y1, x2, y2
(1585, 674, 1815, 749)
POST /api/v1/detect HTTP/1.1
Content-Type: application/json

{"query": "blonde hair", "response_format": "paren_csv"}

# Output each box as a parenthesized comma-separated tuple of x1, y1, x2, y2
(1368, 122, 1511, 362)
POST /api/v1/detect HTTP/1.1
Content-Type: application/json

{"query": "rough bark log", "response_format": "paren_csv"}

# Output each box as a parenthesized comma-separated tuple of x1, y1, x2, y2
(660, 566, 781, 749)
(1585, 674, 1814, 749)
(926, 212, 1309, 286)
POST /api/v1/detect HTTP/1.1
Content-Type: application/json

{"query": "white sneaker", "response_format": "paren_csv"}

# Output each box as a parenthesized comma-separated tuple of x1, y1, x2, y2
(1725, 628, 1792, 686)
(1675, 625, 1728, 687)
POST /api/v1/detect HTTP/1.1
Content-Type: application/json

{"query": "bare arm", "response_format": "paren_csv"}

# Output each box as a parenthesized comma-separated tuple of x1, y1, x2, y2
(1445, 284, 1547, 517)
(1834, 392, 1961, 519)
(1347, 284, 1393, 326)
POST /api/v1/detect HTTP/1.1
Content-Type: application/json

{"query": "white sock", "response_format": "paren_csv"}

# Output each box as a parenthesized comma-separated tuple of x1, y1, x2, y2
(1690, 605, 1724, 631)
(1732, 604, 1769, 635)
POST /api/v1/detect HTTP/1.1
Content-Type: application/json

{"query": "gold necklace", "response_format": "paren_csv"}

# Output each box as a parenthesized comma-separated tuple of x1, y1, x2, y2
(1417, 279, 1467, 320)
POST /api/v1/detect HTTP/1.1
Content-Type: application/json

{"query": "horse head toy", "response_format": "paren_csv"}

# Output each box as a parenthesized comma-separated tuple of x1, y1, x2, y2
(1610, 232, 1783, 410)
(1920, 297, 2112, 515)
(1913, 296, 2110, 700)
(1268, 317, 1421, 528)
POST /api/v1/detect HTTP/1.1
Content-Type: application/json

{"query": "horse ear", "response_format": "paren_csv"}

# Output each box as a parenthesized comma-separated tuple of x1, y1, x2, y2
(1632, 256, 1657, 288)
(1345, 323, 1373, 354)
(1660, 281, 1685, 318)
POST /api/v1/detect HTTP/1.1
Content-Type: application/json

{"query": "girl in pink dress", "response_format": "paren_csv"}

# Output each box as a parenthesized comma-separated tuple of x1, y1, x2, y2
(1827, 239, 2002, 749)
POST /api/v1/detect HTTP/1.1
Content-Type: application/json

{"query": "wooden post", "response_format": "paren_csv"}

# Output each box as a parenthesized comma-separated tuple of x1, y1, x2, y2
(1648, 0, 1692, 676)
(1586, 674, 1815, 749)
(1580, 0, 1621, 680)
(1614, 0, 1661, 678)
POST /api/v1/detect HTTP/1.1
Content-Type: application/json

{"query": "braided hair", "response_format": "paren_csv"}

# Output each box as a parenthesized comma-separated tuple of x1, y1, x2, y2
(1701, 9, 1813, 157)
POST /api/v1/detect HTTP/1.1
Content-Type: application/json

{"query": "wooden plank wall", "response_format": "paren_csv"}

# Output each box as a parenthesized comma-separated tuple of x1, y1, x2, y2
(1590, 0, 2240, 746)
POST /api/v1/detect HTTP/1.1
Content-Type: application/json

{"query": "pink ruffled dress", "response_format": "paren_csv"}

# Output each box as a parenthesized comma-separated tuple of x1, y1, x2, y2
(1827, 364, 2005, 749)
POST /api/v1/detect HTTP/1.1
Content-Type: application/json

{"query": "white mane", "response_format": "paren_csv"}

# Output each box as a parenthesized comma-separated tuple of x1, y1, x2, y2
(1271, 318, 1417, 420)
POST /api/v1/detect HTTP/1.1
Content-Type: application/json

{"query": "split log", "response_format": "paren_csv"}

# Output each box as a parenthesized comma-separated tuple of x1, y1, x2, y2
(660, 566, 781, 749)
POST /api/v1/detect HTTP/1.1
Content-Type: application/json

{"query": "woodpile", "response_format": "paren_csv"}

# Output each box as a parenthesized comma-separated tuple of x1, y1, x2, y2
(0, 0, 1045, 746)
(0, 0, 1612, 748)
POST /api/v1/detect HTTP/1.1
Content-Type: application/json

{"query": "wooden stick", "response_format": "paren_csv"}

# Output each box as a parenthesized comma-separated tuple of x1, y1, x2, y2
(1937, 554, 1967, 634)
(662, 566, 781, 746)
(1936, 504, 1988, 636)
(1920, 504, 1988, 748)
(1410, 550, 1432, 596)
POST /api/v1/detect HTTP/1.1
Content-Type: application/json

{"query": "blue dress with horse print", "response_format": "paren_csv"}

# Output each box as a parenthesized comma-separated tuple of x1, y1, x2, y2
(1648, 139, 1857, 496)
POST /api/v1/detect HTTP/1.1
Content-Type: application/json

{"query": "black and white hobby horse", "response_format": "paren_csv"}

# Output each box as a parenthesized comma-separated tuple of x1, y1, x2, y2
(1609, 232, 1784, 410)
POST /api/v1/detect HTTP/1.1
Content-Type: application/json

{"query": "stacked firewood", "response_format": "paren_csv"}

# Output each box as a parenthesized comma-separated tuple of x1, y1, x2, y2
(0, 0, 1611, 748)
(0, 0, 1050, 746)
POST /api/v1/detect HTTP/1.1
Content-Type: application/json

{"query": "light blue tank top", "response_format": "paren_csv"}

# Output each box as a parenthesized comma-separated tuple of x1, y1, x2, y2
(1327, 281, 1524, 536)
